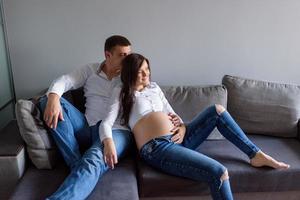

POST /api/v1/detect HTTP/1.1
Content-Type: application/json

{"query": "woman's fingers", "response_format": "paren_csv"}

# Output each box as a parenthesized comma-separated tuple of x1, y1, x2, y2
(170, 126, 179, 133)
(171, 130, 180, 142)
(104, 154, 118, 169)
(105, 155, 114, 169)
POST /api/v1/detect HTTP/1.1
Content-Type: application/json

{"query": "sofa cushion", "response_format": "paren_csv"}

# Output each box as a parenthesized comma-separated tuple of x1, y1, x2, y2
(9, 157, 139, 200)
(222, 75, 300, 137)
(161, 85, 227, 140)
(138, 135, 300, 197)
(15, 99, 58, 169)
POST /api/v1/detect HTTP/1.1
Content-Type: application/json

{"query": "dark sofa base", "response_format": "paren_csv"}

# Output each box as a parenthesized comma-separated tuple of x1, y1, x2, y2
(140, 191, 300, 200)
(5, 120, 300, 200)
(10, 157, 139, 200)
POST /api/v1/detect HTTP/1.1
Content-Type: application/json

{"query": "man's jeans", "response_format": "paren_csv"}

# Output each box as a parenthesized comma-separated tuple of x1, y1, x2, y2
(38, 96, 133, 200)
(140, 105, 260, 200)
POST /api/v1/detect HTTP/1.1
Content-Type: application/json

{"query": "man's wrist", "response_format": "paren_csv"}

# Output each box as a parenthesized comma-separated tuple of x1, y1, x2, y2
(48, 93, 60, 100)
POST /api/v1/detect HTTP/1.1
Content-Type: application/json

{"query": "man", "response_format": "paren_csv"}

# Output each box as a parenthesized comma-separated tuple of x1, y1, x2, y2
(39, 35, 183, 200)
(38, 35, 133, 200)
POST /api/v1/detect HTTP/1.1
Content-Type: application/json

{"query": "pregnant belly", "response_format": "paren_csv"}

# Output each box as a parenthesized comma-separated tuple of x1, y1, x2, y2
(133, 111, 175, 150)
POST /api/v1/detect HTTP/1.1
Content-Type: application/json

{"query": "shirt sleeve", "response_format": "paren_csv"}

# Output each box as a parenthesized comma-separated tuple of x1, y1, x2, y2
(99, 86, 122, 142)
(155, 83, 184, 124)
(46, 64, 95, 97)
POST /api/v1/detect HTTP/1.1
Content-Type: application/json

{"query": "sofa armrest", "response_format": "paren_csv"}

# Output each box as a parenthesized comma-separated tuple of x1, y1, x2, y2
(0, 120, 27, 198)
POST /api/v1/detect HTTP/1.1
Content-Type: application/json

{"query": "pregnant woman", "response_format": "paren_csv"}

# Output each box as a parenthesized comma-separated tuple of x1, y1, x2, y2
(99, 53, 289, 200)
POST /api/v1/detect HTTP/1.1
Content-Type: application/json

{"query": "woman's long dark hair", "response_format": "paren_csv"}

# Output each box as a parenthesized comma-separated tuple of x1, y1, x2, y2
(120, 53, 150, 125)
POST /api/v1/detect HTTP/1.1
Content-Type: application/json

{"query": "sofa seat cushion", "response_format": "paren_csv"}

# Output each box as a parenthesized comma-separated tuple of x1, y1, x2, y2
(10, 156, 139, 200)
(138, 135, 300, 197)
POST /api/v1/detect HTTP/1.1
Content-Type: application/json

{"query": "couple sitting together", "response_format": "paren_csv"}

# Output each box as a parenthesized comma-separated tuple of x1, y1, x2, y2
(39, 35, 289, 200)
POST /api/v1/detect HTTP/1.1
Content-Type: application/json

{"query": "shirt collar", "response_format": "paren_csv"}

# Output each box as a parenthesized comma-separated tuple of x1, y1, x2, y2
(135, 82, 154, 95)
(97, 61, 120, 80)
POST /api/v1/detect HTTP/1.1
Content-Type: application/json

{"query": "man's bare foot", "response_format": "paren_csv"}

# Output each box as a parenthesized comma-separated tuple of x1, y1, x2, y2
(250, 151, 290, 169)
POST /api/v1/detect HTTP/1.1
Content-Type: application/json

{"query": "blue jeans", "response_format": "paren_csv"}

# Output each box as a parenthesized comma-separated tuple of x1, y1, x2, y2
(38, 96, 133, 200)
(140, 105, 260, 200)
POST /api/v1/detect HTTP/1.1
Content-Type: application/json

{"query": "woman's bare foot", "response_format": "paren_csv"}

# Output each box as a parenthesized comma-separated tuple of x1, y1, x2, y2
(250, 151, 290, 169)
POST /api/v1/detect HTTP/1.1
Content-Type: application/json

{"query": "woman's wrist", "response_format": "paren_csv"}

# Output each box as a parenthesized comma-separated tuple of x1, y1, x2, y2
(103, 138, 114, 147)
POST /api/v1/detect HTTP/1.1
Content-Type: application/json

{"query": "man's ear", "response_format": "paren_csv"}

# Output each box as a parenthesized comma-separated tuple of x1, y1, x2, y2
(105, 51, 111, 59)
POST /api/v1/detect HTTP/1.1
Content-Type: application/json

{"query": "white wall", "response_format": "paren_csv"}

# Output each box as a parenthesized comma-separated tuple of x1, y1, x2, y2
(4, 0, 300, 99)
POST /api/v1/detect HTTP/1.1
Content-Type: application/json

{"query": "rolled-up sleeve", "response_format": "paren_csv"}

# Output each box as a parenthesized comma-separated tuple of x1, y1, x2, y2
(46, 64, 94, 97)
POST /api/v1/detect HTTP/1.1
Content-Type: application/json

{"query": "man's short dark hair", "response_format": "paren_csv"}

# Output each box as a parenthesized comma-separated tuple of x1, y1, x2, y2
(104, 35, 131, 52)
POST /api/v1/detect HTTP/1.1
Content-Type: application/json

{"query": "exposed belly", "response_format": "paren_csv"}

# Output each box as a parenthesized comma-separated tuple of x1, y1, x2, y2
(133, 111, 181, 150)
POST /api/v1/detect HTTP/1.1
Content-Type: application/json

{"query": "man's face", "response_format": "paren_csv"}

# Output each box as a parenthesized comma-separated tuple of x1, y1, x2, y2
(105, 45, 131, 73)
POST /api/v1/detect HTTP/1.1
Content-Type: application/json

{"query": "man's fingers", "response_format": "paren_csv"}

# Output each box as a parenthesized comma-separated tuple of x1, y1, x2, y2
(59, 110, 64, 121)
(53, 115, 59, 129)
(47, 115, 54, 128)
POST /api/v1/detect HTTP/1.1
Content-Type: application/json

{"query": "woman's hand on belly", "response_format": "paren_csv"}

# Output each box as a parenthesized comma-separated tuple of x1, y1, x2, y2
(168, 113, 182, 127)
(170, 124, 186, 144)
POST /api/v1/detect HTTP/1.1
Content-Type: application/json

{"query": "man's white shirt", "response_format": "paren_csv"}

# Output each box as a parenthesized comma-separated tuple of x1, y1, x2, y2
(46, 62, 129, 136)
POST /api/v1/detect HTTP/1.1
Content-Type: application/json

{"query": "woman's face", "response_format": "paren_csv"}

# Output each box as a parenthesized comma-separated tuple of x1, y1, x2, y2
(135, 60, 150, 89)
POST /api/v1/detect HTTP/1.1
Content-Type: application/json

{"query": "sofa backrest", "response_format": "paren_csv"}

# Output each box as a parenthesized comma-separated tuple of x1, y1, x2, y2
(161, 85, 228, 140)
(65, 85, 228, 123)
(161, 85, 227, 122)
(66, 85, 228, 140)
(223, 75, 300, 138)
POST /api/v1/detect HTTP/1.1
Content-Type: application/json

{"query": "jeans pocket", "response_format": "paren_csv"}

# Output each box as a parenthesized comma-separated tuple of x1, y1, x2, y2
(141, 140, 158, 160)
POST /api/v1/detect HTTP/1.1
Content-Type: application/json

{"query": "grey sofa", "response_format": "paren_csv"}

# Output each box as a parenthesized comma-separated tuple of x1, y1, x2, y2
(1, 75, 300, 200)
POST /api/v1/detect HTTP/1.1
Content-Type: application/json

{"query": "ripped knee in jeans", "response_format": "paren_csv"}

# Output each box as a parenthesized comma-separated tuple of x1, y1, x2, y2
(221, 169, 229, 181)
(215, 104, 226, 115)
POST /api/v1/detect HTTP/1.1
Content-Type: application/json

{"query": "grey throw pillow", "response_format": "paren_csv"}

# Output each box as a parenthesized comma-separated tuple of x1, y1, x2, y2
(15, 99, 58, 169)
(161, 85, 227, 140)
(223, 75, 300, 137)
